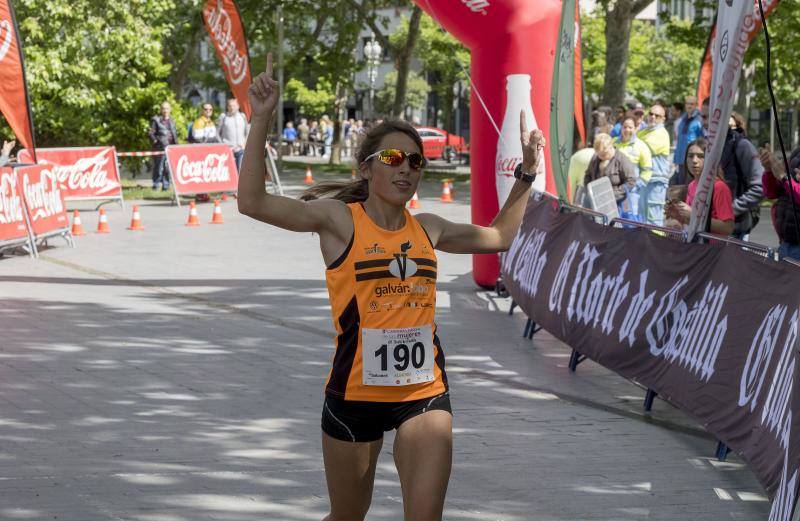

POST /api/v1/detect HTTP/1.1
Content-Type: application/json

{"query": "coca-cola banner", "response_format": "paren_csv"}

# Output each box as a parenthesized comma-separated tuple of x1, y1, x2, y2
(17, 146, 123, 202)
(502, 200, 800, 521)
(16, 163, 68, 237)
(165, 144, 238, 201)
(0, 0, 36, 155)
(202, 0, 252, 119)
(415, 0, 562, 287)
(0, 166, 29, 243)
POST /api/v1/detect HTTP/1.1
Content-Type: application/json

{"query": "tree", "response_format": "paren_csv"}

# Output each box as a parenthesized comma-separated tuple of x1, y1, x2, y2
(391, 5, 422, 119)
(581, 14, 703, 107)
(374, 71, 430, 116)
(12, 0, 187, 150)
(594, 0, 656, 107)
(284, 78, 335, 117)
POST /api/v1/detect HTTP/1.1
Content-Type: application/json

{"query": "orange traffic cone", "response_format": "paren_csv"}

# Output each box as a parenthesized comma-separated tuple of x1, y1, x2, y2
(409, 192, 421, 209)
(127, 205, 145, 230)
(95, 208, 110, 234)
(448, 180, 455, 197)
(185, 201, 200, 227)
(303, 166, 314, 185)
(440, 181, 453, 203)
(210, 199, 224, 224)
(221, 193, 229, 202)
(71, 210, 86, 236)
(351, 168, 357, 181)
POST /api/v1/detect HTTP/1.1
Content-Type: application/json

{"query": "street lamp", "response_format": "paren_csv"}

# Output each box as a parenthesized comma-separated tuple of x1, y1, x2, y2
(364, 33, 382, 119)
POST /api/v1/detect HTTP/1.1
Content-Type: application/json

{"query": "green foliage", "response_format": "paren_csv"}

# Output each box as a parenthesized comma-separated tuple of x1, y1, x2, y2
(374, 71, 430, 116)
(11, 0, 184, 150)
(581, 14, 703, 105)
(746, 0, 800, 108)
(285, 78, 336, 118)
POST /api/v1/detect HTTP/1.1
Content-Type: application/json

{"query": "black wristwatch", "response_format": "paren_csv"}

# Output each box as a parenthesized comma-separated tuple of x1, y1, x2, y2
(513, 163, 537, 184)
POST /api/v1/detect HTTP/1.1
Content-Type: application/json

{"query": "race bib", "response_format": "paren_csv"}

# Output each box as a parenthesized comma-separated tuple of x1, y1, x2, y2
(362, 324, 435, 386)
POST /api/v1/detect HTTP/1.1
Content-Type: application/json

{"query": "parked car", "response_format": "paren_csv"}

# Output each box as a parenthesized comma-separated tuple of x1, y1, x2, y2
(415, 126, 469, 163)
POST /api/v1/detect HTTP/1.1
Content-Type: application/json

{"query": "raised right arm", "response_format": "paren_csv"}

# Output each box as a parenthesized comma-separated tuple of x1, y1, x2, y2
(237, 53, 349, 234)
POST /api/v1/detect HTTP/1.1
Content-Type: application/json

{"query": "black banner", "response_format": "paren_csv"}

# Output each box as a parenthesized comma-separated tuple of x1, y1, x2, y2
(502, 200, 799, 521)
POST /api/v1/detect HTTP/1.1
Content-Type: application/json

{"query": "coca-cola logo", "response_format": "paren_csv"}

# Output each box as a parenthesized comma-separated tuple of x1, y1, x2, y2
(460, 0, 490, 16)
(204, 2, 248, 85)
(496, 156, 521, 178)
(175, 153, 231, 185)
(0, 19, 12, 62)
(23, 168, 63, 221)
(43, 150, 115, 194)
(0, 171, 23, 225)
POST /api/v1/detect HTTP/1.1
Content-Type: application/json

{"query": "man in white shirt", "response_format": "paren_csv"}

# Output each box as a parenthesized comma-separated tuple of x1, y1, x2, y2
(217, 98, 250, 170)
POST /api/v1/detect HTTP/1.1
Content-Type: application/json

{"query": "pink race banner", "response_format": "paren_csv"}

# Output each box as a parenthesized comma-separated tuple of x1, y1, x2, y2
(16, 163, 68, 239)
(18, 146, 123, 203)
(164, 144, 238, 205)
(0, 166, 29, 245)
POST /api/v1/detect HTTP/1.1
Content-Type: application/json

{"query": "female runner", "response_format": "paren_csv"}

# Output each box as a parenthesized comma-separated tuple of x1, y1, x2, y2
(238, 54, 544, 521)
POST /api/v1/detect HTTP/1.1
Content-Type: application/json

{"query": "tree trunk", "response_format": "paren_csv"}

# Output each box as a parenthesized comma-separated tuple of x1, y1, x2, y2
(441, 85, 455, 133)
(601, 5, 633, 108)
(170, 19, 204, 96)
(391, 6, 422, 119)
(330, 82, 348, 165)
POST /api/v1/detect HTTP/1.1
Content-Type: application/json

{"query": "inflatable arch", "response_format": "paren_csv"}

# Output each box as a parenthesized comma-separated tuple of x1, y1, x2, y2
(415, 0, 562, 287)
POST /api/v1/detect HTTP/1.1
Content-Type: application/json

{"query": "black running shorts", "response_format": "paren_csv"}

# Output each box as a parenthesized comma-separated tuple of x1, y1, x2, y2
(321, 392, 452, 442)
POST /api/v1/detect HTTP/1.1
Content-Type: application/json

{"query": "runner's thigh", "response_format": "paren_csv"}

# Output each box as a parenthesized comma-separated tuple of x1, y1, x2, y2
(322, 432, 383, 521)
(393, 410, 453, 521)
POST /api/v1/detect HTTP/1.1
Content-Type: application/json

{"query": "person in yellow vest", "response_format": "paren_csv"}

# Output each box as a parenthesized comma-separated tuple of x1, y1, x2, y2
(637, 103, 672, 225)
(614, 117, 652, 220)
(191, 103, 220, 144)
(237, 53, 545, 521)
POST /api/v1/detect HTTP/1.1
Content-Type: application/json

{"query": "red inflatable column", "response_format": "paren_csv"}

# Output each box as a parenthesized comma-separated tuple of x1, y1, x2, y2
(415, 0, 562, 288)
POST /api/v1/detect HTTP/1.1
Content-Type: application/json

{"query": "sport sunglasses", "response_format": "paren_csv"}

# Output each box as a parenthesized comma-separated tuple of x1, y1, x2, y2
(363, 148, 427, 170)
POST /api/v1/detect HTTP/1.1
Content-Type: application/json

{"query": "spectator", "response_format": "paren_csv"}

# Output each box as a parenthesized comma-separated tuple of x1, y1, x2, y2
(567, 144, 595, 204)
(631, 102, 647, 131)
(297, 118, 310, 155)
(309, 120, 320, 157)
(614, 117, 653, 182)
(666, 137, 734, 236)
(282, 121, 297, 155)
(638, 104, 671, 225)
(710, 105, 764, 239)
(584, 133, 636, 206)
(217, 98, 249, 170)
(670, 102, 685, 143)
(148, 101, 178, 190)
(344, 118, 355, 157)
(320, 115, 334, 158)
(610, 105, 627, 139)
(671, 95, 704, 184)
(191, 103, 220, 144)
(0, 140, 14, 167)
(759, 147, 800, 260)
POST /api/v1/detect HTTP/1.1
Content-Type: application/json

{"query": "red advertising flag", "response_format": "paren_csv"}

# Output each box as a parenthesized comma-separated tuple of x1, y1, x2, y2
(573, 0, 586, 148)
(16, 163, 68, 237)
(0, 166, 28, 242)
(697, 0, 780, 107)
(165, 144, 239, 199)
(202, 0, 252, 119)
(17, 146, 123, 202)
(0, 0, 36, 157)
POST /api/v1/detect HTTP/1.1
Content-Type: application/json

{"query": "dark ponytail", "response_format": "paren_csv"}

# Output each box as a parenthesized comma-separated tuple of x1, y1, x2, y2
(299, 120, 424, 203)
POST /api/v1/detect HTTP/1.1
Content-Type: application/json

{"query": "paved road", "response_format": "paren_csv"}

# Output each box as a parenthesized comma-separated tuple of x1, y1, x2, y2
(0, 170, 771, 520)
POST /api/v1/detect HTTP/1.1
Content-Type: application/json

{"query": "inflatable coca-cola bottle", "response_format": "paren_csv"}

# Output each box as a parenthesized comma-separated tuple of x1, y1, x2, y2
(495, 74, 546, 206)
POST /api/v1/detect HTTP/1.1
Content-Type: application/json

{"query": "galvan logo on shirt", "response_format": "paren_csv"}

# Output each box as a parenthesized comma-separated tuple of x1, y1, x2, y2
(389, 241, 417, 281)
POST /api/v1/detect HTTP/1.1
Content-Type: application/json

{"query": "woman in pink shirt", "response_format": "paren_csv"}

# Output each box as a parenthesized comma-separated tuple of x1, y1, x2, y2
(759, 147, 800, 260)
(666, 138, 735, 236)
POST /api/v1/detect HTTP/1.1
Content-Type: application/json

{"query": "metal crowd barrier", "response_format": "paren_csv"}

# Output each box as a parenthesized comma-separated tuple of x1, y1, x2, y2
(504, 198, 787, 460)
(696, 232, 777, 260)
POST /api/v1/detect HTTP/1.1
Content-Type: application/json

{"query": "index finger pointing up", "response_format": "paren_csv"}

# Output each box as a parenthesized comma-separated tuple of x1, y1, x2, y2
(266, 52, 273, 77)
(519, 109, 528, 137)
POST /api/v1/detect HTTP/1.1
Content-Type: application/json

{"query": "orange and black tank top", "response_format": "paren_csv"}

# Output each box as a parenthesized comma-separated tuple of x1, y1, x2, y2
(324, 202, 447, 402)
